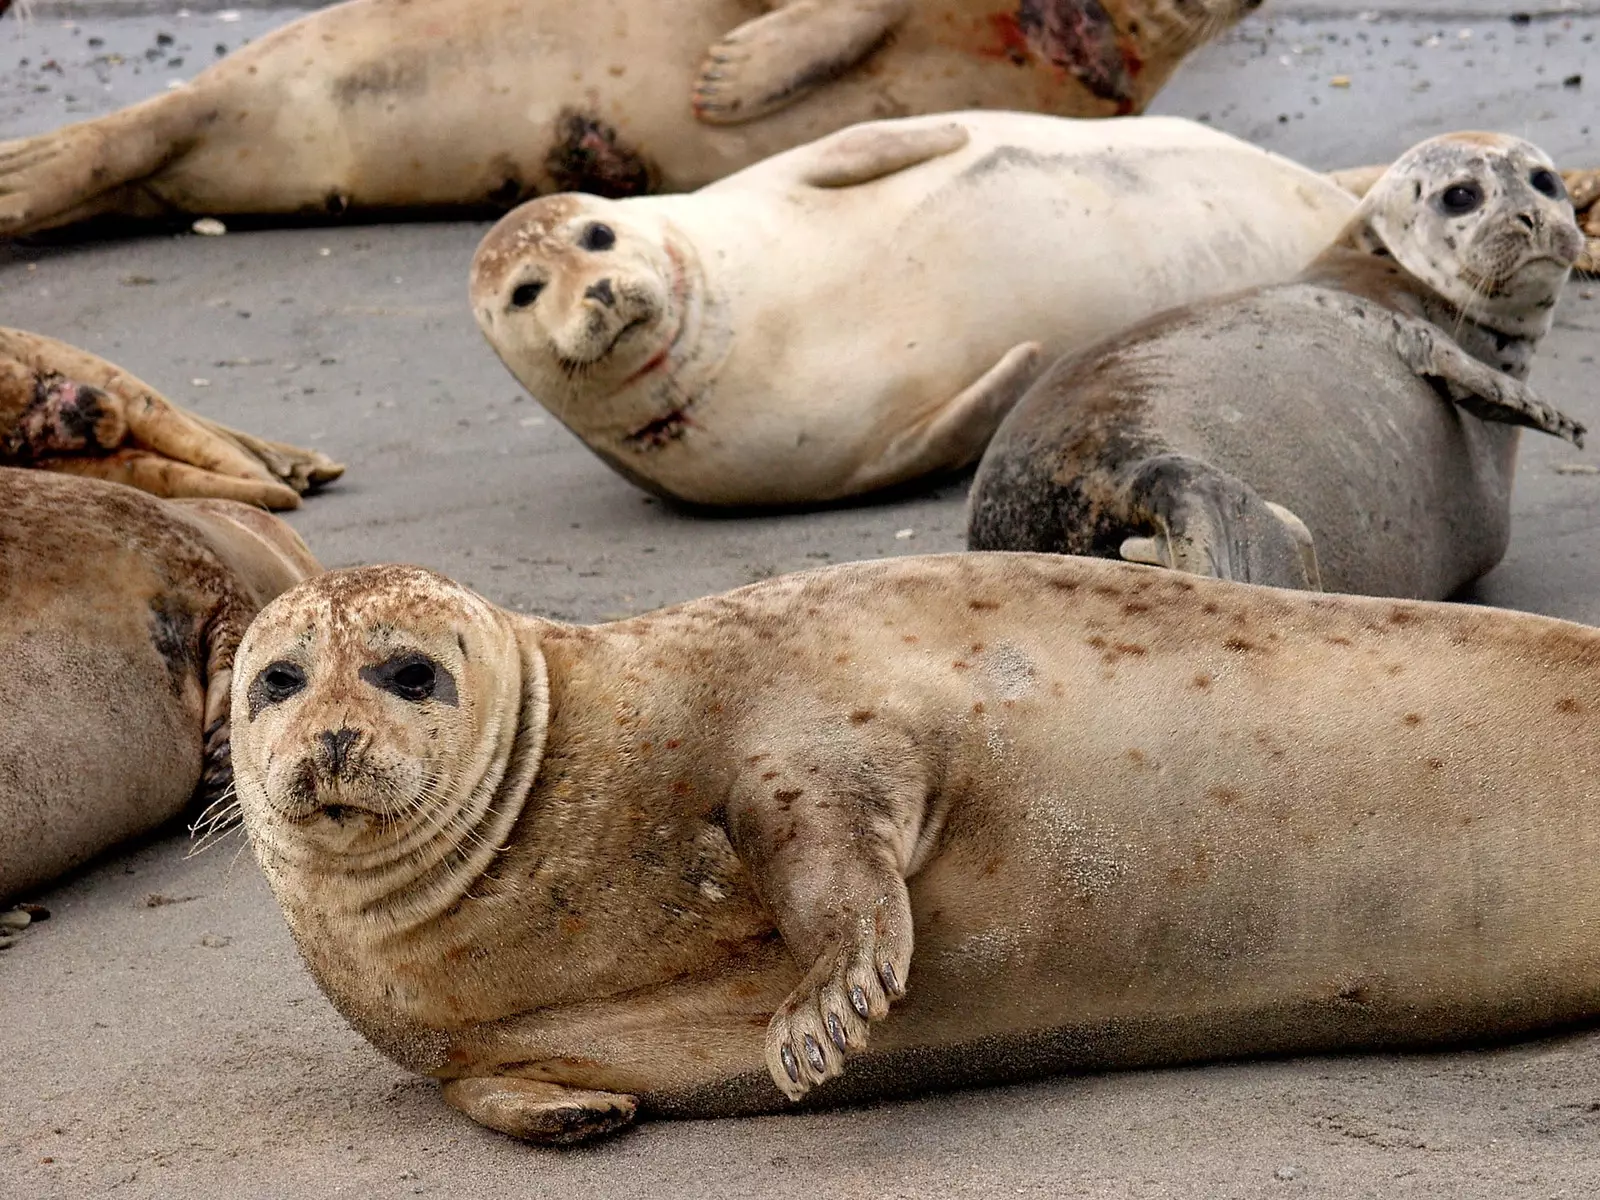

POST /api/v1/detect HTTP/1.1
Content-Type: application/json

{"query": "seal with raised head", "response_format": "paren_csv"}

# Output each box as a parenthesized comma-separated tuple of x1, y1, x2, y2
(967, 131, 1588, 597)
(232, 554, 1600, 1144)
(469, 110, 1356, 507)
(0, 468, 321, 904)
(0, 0, 1259, 237)
(1, 327, 344, 509)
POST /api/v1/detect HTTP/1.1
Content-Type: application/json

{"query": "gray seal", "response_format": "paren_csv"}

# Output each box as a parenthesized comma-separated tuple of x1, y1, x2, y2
(967, 131, 1587, 597)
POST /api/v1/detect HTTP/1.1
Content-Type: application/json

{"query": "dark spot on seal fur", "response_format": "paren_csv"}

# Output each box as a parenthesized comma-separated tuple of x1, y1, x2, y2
(6, 375, 117, 459)
(546, 110, 656, 199)
(1557, 696, 1582, 714)
(147, 596, 199, 691)
(773, 789, 803, 804)
(332, 59, 430, 107)
(1017, 0, 1140, 111)
(1403, 712, 1423, 726)
(850, 710, 875, 724)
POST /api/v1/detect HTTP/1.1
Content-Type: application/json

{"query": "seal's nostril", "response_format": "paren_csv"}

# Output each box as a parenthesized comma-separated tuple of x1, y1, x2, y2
(319, 727, 359, 774)
(1517, 212, 1536, 230)
(585, 278, 616, 308)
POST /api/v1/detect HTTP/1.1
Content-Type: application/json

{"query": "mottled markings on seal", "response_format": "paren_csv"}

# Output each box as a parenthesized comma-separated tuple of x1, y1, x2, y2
(331, 58, 430, 108)
(147, 596, 199, 690)
(1016, 0, 1141, 110)
(773, 789, 803, 806)
(850, 710, 876, 724)
(1426, 757, 1445, 771)
(1208, 786, 1240, 807)
(969, 599, 1001, 611)
(545, 110, 656, 200)
(1222, 637, 1258, 654)
(761, 770, 780, 781)
(1403, 713, 1423, 727)
(1191, 673, 1212, 690)
(1557, 696, 1582, 714)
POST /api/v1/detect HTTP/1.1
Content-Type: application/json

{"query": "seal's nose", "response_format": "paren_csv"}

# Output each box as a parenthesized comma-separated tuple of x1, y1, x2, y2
(1517, 211, 1537, 230)
(319, 727, 359, 775)
(585, 278, 616, 308)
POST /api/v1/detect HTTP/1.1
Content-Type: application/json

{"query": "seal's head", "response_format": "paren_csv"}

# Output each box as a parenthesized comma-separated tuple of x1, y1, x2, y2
(231, 565, 547, 914)
(469, 194, 692, 425)
(1345, 131, 1584, 336)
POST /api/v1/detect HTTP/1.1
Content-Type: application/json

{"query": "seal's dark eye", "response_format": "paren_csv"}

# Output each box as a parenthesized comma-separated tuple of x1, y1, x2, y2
(1439, 183, 1483, 215)
(359, 653, 458, 706)
(509, 281, 543, 309)
(579, 222, 616, 252)
(248, 661, 305, 716)
(392, 662, 435, 699)
(1530, 168, 1563, 199)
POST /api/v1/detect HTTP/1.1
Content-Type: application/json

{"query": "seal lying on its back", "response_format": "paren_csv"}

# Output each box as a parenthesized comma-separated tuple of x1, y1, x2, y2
(0, 469, 320, 902)
(470, 111, 1355, 506)
(233, 555, 1600, 1144)
(0, 0, 1258, 237)
(968, 132, 1587, 597)
(1, 327, 344, 510)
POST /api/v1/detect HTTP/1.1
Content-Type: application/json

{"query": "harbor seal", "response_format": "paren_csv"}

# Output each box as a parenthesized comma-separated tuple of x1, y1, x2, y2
(0, 0, 1256, 237)
(0, 468, 321, 903)
(469, 111, 1356, 507)
(968, 131, 1587, 597)
(1, 327, 344, 509)
(232, 553, 1600, 1143)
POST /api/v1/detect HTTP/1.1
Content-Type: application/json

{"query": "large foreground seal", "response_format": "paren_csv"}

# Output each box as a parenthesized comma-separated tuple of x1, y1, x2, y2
(0, 0, 1257, 237)
(469, 111, 1356, 506)
(968, 132, 1587, 597)
(233, 554, 1600, 1144)
(0, 469, 320, 902)
(2, 327, 343, 509)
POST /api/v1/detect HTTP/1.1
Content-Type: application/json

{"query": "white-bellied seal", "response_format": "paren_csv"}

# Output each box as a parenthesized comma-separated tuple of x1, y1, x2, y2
(0, 469, 321, 905)
(967, 132, 1587, 597)
(1, 327, 343, 509)
(232, 553, 1600, 1144)
(0, 0, 1258, 237)
(468, 111, 1357, 507)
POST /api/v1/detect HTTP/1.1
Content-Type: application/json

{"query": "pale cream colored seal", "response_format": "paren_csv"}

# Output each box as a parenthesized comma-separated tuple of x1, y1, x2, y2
(969, 132, 1587, 598)
(0, 0, 1258, 237)
(233, 554, 1600, 1144)
(0, 468, 321, 903)
(469, 110, 1355, 506)
(1, 327, 343, 509)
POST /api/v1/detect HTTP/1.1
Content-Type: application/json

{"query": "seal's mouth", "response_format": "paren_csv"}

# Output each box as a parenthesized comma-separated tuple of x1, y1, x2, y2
(558, 315, 651, 375)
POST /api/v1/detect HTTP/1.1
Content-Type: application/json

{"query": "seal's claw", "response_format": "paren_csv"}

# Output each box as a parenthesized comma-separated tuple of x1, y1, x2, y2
(764, 905, 913, 1101)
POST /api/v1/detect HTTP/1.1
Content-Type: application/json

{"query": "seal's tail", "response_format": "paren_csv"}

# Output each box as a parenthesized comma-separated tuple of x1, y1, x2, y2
(1118, 454, 1322, 590)
(0, 91, 199, 236)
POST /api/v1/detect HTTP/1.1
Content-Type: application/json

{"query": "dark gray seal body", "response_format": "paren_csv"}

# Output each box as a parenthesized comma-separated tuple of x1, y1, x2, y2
(968, 131, 1588, 598)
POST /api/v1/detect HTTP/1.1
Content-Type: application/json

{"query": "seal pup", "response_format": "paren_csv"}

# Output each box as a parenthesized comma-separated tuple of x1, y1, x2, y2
(1, 327, 344, 509)
(469, 111, 1356, 507)
(0, 469, 321, 903)
(0, 0, 1257, 237)
(968, 132, 1587, 597)
(233, 554, 1600, 1144)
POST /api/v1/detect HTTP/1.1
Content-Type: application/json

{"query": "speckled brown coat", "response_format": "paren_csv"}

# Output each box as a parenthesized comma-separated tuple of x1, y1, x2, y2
(0, 469, 319, 900)
(234, 555, 1600, 1144)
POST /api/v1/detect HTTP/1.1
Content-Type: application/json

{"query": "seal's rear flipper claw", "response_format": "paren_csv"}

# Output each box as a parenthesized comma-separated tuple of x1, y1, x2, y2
(442, 1078, 637, 1145)
(691, 0, 910, 126)
(1122, 454, 1320, 589)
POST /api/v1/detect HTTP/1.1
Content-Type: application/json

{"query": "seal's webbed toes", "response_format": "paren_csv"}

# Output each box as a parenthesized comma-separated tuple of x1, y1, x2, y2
(763, 912, 912, 1101)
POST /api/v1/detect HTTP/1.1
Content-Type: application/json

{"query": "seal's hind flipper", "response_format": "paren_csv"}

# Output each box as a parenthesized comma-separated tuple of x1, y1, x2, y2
(188, 416, 346, 496)
(0, 90, 198, 237)
(1119, 454, 1319, 589)
(442, 1078, 637, 1145)
(798, 121, 970, 189)
(692, 0, 910, 126)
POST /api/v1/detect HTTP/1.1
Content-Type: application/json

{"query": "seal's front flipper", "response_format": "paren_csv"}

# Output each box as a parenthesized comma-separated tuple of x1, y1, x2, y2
(693, 0, 910, 126)
(1118, 454, 1319, 589)
(799, 121, 970, 189)
(843, 342, 1043, 497)
(725, 749, 924, 1101)
(0, 89, 200, 236)
(442, 1078, 637, 1145)
(1389, 313, 1587, 447)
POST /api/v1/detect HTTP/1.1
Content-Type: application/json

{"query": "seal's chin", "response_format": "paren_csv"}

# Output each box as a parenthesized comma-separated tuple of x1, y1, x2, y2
(555, 313, 655, 375)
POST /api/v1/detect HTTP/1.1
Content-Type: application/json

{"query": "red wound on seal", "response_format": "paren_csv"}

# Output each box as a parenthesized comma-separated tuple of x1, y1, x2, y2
(1015, 0, 1141, 111)
(4, 375, 125, 459)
